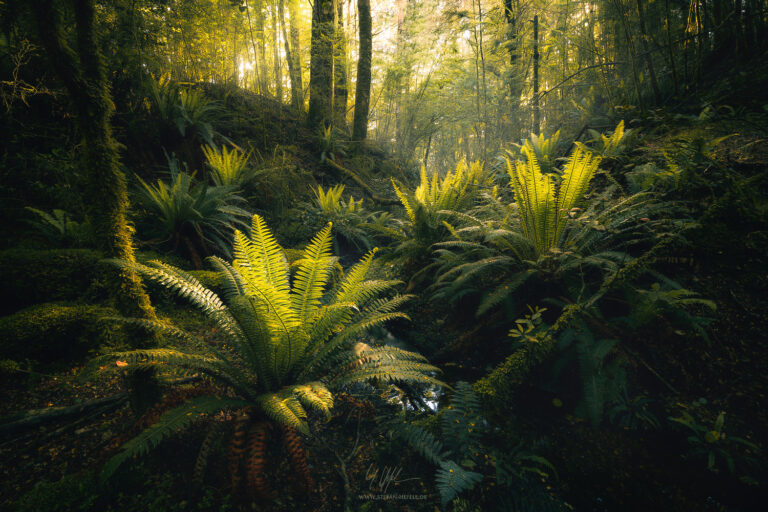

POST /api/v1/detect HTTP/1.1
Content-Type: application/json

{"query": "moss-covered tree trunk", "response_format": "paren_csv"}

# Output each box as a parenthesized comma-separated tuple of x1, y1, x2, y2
(308, 0, 334, 128)
(32, 0, 159, 410)
(352, 0, 372, 142)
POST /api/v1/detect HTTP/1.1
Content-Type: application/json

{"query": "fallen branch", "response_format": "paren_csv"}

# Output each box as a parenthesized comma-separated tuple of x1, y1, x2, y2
(324, 158, 400, 205)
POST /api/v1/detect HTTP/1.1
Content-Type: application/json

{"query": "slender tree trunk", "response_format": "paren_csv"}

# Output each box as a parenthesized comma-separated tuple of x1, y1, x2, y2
(635, 0, 662, 104)
(279, 0, 302, 113)
(32, 0, 159, 411)
(255, 4, 269, 95)
(308, 0, 335, 128)
(286, 0, 304, 112)
(352, 0, 372, 142)
(271, 2, 282, 101)
(503, 0, 522, 115)
(333, 0, 349, 129)
(614, 0, 645, 110)
(245, 0, 264, 94)
(664, 0, 680, 95)
(532, 14, 540, 135)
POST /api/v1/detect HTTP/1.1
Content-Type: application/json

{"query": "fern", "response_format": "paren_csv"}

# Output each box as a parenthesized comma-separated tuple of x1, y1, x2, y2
(102, 396, 249, 479)
(435, 460, 483, 508)
(98, 215, 440, 487)
(396, 381, 484, 506)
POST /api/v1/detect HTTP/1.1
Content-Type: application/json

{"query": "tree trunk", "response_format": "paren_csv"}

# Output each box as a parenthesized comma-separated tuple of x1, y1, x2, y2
(333, 0, 348, 129)
(635, 0, 662, 104)
(279, 0, 302, 113)
(287, 0, 304, 113)
(352, 0, 372, 141)
(32, 0, 160, 412)
(503, 0, 522, 113)
(308, 0, 334, 128)
(271, 2, 282, 101)
(532, 15, 540, 135)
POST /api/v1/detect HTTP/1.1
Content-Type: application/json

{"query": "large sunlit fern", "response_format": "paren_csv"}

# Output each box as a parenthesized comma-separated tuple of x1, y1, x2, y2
(96, 214, 442, 486)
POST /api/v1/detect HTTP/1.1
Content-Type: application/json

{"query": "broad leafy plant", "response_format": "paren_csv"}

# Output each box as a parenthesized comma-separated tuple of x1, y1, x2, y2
(396, 382, 484, 507)
(25, 207, 93, 248)
(95, 215, 441, 496)
(397, 382, 553, 508)
(149, 76, 221, 146)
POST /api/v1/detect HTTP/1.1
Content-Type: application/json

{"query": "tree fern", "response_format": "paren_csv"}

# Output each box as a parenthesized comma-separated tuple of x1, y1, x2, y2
(98, 214, 440, 484)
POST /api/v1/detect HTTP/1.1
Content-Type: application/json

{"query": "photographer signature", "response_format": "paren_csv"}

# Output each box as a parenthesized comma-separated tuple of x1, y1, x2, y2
(365, 464, 420, 493)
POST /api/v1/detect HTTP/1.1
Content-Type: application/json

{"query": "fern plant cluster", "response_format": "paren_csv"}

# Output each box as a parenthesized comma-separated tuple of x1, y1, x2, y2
(396, 382, 554, 509)
(429, 132, 683, 322)
(382, 160, 493, 284)
(302, 184, 379, 254)
(133, 153, 251, 268)
(94, 214, 441, 498)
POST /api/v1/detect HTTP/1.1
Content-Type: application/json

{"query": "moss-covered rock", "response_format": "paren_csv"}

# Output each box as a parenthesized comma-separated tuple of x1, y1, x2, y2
(0, 303, 124, 362)
(0, 249, 107, 314)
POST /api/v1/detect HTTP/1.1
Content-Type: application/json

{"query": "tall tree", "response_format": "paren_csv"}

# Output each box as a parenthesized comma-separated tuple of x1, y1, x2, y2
(31, 0, 159, 408)
(352, 0, 372, 141)
(308, 0, 334, 127)
(286, 0, 304, 113)
(332, 0, 348, 129)
(279, 0, 303, 113)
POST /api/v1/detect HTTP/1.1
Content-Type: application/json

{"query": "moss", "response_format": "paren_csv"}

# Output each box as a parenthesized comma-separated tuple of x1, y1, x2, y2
(0, 248, 108, 315)
(0, 302, 124, 362)
(187, 270, 223, 294)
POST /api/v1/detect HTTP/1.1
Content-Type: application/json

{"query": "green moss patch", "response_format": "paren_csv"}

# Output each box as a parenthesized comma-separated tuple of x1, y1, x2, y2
(0, 303, 123, 362)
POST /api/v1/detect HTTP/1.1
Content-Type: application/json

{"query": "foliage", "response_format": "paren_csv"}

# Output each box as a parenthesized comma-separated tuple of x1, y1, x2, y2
(0, 248, 106, 314)
(431, 136, 679, 319)
(509, 146, 601, 257)
(397, 381, 554, 508)
(133, 154, 251, 264)
(94, 214, 441, 481)
(24, 207, 93, 248)
(304, 184, 375, 253)
(149, 77, 221, 145)
(386, 160, 491, 276)
(202, 144, 255, 188)
(669, 402, 759, 477)
(555, 327, 626, 427)
(509, 130, 562, 174)
(577, 120, 632, 159)
(316, 125, 348, 164)
(396, 382, 484, 507)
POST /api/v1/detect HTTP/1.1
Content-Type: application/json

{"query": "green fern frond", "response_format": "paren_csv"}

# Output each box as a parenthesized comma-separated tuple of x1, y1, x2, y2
(435, 460, 483, 508)
(291, 382, 334, 420)
(258, 392, 310, 434)
(102, 396, 249, 480)
(392, 179, 416, 223)
(237, 214, 290, 294)
(401, 423, 445, 466)
(476, 269, 537, 317)
(291, 223, 335, 322)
